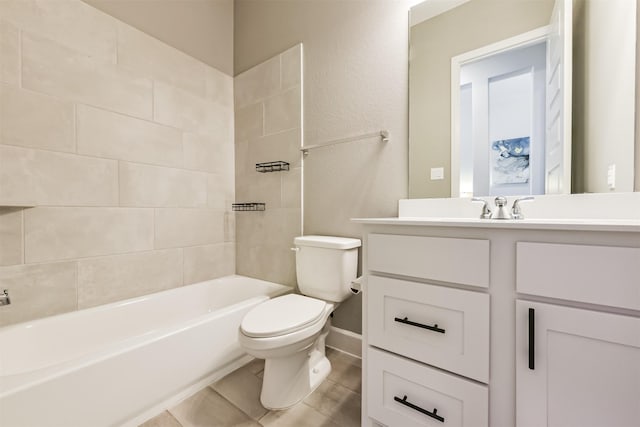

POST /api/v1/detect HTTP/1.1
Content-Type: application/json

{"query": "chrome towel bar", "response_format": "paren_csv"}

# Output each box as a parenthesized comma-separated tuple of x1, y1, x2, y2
(300, 130, 389, 155)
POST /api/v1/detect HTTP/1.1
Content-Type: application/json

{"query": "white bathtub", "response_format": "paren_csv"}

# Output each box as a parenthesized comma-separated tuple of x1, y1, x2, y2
(0, 275, 291, 427)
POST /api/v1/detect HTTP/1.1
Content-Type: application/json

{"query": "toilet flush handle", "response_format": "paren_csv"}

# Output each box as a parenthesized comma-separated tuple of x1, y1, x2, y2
(290, 247, 300, 252)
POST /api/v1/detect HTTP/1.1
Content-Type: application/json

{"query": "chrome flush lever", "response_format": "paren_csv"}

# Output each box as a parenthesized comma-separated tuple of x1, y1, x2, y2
(511, 196, 534, 220)
(0, 289, 10, 306)
(471, 198, 492, 219)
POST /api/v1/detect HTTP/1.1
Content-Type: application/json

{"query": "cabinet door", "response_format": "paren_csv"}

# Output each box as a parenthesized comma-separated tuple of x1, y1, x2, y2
(516, 301, 640, 427)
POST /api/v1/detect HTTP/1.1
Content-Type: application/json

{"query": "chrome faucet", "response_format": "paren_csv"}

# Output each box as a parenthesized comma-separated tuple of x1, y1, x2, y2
(471, 198, 492, 219)
(491, 196, 512, 219)
(511, 196, 534, 220)
(0, 289, 10, 306)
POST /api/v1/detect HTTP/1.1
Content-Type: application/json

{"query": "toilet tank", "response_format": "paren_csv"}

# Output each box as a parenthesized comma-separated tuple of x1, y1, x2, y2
(294, 235, 361, 302)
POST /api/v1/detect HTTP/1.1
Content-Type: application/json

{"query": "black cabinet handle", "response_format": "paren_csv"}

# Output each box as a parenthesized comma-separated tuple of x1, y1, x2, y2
(394, 395, 445, 423)
(528, 308, 535, 370)
(394, 316, 445, 334)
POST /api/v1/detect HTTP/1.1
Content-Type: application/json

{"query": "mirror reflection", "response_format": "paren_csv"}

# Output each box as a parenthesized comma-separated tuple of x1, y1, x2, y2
(408, 0, 637, 198)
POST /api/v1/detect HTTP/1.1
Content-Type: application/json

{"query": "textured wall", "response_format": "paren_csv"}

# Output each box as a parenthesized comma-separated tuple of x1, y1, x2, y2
(83, 0, 234, 76)
(234, 45, 302, 288)
(0, 0, 234, 326)
(234, 0, 410, 334)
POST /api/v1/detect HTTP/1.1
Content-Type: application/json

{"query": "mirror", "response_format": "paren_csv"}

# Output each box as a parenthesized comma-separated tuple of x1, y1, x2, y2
(409, 0, 638, 198)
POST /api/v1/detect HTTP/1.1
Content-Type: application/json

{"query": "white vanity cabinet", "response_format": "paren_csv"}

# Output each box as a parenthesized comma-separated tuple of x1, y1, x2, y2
(357, 219, 640, 427)
(364, 233, 491, 427)
(515, 301, 640, 427)
(515, 242, 640, 427)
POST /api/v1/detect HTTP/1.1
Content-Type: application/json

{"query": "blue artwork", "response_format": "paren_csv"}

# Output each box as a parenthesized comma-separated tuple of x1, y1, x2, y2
(491, 137, 530, 185)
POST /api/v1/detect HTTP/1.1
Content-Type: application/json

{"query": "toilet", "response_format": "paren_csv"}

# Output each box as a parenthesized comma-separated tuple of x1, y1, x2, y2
(238, 235, 361, 410)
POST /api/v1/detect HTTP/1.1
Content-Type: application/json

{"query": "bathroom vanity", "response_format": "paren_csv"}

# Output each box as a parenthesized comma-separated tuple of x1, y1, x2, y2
(355, 196, 640, 427)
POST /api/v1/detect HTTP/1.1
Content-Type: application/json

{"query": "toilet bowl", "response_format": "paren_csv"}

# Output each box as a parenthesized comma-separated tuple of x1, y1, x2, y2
(239, 294, 335, 409)
(238, 235, 361, 410)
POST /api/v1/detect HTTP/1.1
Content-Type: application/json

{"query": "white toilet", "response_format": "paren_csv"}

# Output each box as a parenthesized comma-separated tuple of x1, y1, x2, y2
(238, 235, 361, 410)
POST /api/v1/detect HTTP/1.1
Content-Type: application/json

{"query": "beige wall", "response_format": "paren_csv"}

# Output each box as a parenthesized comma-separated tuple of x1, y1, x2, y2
(572, 0, 636, 193)
(637, 0, 640, 192)
(409, 0, 554, 198)
(0, 0, 235, 326)
(235, 0, 410, 334)
(234, 45, 302, 287)
(83, 0, 234, 76)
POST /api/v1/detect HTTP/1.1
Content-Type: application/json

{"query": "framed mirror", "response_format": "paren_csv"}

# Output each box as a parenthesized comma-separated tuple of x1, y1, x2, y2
(409, 0, 637, 198)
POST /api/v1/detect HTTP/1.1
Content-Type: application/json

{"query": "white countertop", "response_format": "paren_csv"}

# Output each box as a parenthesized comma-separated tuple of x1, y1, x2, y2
(352, 217, 640, 232)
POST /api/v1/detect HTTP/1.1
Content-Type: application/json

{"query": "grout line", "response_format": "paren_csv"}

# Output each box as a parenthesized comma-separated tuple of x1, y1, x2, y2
(261, 124, 300, 139)
(151, 79, 155, 120)
(7, 204, 229, 212)
(20, 241, 230, 267)
(74, 260, 79, 309)
(0, 141, 226, 175)
(152, 207, 157, 250)
(18, 29, 23, 89)
(279, 52, 283, 90)
(73, 102, 78, 153)
(180, 247, 185, 286)
(162, 411, 183, 427)
(260, 101, 265, 138)
(117, 160, 121, 206)
(21, 209, 25, 264)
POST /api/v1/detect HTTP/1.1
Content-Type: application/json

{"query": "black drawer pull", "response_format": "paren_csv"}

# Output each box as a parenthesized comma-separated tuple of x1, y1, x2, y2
(394, 395, 445, 423)
(528, 308, 535, 370)
(394, 316, 445, 334)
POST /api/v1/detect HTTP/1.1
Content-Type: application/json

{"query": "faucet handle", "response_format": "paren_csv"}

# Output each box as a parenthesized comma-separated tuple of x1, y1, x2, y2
(511, 196, 534, 220)
(471, 198, 492, 219)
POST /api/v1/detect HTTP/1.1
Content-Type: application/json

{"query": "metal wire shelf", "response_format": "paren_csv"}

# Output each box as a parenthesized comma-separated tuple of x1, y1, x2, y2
(256, 161, 290, 173)
(232, 203, 266, 212)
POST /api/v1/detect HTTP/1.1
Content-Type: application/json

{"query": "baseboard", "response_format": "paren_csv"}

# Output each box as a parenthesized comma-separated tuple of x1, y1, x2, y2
(326, 326, 362, 358)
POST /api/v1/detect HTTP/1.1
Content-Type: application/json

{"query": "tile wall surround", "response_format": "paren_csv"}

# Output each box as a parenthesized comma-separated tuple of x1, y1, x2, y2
(234, 44, 303, 288)
(0, 0, 235, 327)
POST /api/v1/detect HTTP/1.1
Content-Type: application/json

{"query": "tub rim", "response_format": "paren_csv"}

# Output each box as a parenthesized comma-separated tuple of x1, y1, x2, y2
(0, 275, 292, 397)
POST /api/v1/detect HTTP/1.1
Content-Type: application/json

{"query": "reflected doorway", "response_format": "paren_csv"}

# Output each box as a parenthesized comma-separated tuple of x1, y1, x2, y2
(458, 42, 546, 197)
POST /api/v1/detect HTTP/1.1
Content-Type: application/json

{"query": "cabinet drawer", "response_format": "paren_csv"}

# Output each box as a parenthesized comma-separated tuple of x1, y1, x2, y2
(516, 242, 640, 310)
(368, 234, 489, 287)
(367, 347, 488, 427)
(367, 275, 489, 382)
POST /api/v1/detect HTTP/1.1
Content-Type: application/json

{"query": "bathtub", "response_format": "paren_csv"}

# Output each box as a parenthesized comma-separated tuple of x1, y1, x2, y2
(0, 275, 291, 427)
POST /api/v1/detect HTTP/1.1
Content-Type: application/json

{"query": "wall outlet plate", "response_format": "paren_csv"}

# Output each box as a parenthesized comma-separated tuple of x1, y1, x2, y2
(607, 164, 616, 190)
(430, 167, 445, 180)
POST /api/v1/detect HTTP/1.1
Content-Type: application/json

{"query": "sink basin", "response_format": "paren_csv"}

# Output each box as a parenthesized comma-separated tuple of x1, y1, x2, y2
(398, 192, 640, 221)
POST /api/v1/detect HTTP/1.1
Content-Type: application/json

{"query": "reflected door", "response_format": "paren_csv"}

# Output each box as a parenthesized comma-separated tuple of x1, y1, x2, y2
(545, 0, 572, 194)
(459, 42, 547, 197)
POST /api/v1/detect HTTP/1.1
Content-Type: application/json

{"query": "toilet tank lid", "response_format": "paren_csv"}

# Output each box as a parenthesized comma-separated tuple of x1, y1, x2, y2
(294, 235, 361, 249)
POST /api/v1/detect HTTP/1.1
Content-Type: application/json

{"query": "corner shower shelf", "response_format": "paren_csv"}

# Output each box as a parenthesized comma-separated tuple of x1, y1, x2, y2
(256, 161, 290, 173)
(232, 202, 266, 212)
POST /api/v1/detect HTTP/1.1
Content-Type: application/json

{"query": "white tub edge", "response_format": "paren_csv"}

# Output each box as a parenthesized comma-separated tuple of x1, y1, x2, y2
(122, 354, 255, 427)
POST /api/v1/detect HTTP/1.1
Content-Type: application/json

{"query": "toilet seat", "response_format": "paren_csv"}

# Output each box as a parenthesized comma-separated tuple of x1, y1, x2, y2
(241, 294, 326, 338)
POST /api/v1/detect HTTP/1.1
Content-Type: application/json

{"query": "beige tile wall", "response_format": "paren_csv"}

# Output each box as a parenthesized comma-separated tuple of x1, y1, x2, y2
(0, 0, 234, 327)
(234, 45, 302, 287)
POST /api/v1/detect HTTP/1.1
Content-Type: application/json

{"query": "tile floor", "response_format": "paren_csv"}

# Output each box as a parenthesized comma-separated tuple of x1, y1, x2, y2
(140, 348, 362, 427)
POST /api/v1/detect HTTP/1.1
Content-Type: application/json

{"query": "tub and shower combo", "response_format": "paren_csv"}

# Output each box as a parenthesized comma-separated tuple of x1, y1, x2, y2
(0, 275, 291, 426)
